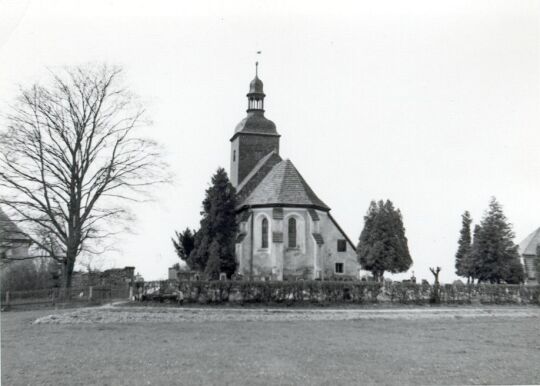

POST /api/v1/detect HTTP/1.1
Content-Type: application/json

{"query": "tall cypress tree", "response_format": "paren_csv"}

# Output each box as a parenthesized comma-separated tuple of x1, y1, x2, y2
(470, 197, 524, 284)
(455, 211, 472, 281)
(357, 200, 412, 281)
(190, 168, 237, 278)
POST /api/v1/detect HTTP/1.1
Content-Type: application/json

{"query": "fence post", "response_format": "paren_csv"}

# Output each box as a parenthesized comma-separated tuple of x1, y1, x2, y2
(5, 291, 9, 307)
(88, 286, 93, 301)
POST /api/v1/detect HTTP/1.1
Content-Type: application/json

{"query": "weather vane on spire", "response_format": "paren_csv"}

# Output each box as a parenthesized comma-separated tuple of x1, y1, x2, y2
(255, 51, 261, 76)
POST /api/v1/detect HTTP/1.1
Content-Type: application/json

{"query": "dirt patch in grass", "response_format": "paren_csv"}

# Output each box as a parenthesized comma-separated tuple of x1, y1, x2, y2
(32, 305, 540, 324)
(2, 307, 540, 385)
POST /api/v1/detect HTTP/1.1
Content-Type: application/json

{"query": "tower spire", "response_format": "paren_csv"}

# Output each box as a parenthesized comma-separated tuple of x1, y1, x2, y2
(247, 60, 265, 112)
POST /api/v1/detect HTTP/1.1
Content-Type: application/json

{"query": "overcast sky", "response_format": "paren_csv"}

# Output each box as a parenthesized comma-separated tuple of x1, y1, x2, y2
(1, 0, 539, 282)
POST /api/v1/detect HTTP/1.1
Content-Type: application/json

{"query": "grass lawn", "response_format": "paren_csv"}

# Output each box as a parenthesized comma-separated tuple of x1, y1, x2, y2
(2, 306, 540, 385)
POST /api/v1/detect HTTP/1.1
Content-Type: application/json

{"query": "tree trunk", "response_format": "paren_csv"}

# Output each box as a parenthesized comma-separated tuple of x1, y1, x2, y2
(62, 253, 76, 289)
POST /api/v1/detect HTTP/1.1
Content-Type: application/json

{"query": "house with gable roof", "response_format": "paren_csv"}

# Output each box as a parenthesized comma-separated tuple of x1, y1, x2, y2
(0, 207, 32, 260)
(518, 227, 540, 285)
(230, 65, 361, 280)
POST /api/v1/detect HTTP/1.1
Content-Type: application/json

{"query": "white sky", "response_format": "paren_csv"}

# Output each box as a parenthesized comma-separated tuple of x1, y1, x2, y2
(1, 0, 539, 282)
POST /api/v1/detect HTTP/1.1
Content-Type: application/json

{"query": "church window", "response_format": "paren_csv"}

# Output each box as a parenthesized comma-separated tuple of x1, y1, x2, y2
(288, 217, 297, 248)
(261, 218, 269, 248)
(337, 239, 347, 252)
(335, 263, 344, 274)
(233, 150, 236, 162)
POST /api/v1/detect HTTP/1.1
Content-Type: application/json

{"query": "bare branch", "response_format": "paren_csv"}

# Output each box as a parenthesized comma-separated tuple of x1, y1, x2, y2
(0, 63, 169, 287)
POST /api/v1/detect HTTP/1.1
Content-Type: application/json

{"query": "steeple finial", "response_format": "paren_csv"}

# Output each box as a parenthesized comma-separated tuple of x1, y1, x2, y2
(255, 61, 258, 77)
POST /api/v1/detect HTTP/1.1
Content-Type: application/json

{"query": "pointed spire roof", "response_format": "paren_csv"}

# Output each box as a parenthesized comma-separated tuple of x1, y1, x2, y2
(519, 227, 540, 256)
(232, 63, 278, 138)
(239, 159, 330, 211)
(248, 61, 264, 95)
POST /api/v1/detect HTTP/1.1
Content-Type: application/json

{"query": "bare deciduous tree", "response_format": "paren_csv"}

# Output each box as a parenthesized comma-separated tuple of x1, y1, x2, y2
(0, 64, 168, 287)
(429, 266, 442, 303)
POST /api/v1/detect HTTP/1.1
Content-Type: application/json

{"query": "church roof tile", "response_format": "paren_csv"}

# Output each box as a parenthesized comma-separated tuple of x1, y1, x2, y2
(239, 159, 330, 211)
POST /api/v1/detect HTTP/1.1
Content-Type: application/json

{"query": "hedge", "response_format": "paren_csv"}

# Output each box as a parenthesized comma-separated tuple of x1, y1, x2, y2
(167, 281, 540, 306)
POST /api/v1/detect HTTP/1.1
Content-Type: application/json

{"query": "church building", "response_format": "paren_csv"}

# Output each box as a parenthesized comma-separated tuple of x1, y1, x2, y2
(231, 66, 361, 280)
(518, 227, 540, 285)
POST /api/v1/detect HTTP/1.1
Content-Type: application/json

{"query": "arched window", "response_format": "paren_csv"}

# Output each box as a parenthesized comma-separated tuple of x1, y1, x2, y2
(288, 217, 297, 248)
(261, 218, 268, 248)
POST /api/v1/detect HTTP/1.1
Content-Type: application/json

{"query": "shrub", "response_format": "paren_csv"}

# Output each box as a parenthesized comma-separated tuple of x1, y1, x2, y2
(162, 280, 540, 306)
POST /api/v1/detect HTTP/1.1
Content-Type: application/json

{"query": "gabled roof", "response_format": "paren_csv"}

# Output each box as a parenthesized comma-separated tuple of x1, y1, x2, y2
(519, 227, 540, 256)
(239, 159, 330, 211)
(0, 207, 31, 243)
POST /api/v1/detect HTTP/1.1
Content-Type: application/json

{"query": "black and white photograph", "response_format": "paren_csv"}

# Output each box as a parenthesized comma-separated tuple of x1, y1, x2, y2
(1, 1, 539, 385)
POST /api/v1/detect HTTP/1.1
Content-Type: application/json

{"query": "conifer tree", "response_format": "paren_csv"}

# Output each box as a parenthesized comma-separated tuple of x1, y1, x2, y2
(171, 228, 196, 268)
(190, 168, 237, 278)
(455, 211, 473, 281)
(470, 197, 524, 284)
(204, 240, 222, 279)
(357, 200, 412, 281)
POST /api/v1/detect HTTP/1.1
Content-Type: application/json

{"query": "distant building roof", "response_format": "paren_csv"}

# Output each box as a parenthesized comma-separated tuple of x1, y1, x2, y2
(239, 159, 330, 211)
(519, 227, 540, 256)
(0, 207, 31, 244)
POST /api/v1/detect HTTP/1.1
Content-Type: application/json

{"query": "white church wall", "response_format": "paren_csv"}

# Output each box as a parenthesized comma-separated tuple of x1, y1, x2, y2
(317, 211, 360, 279)
(282, 209, 312, 279)
(235, 208, 362, 280)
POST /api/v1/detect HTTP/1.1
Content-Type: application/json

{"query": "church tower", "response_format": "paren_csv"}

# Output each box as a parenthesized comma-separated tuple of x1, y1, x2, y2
(230, 63, 280, 187)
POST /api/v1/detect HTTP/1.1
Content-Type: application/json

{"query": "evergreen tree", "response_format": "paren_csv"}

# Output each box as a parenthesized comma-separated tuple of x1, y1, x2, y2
(171, 228, 196, 268)
(470, 197, 524, 283)
(506, 258, 525, 284)
(204, 240, 222, 279)
(190, 168, 237, 278)
(455, 211, 473, 281)
(357, 200, 412, 281)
